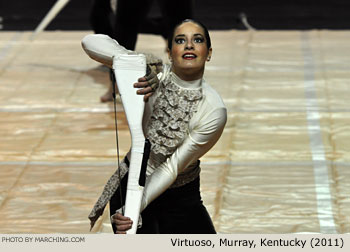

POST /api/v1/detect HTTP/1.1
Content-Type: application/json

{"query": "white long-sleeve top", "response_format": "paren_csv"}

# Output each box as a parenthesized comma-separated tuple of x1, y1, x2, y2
(82, 34, 227, 225)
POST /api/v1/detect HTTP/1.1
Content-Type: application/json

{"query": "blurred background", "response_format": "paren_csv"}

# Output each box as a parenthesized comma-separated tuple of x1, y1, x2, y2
(1, 0, 350, 31)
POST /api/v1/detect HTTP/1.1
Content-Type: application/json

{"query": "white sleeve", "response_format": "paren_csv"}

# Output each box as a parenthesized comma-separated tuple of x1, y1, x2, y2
(140, 107, 227, 211)
(81, 34, 133, 68)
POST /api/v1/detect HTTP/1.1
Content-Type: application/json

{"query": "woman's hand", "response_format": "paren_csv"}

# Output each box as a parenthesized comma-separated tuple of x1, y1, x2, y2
(134, 65, 160, 102)
(111, 212, 133, 234)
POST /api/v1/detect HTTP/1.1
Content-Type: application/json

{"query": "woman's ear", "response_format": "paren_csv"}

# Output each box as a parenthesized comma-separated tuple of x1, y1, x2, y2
(167, 48, 172, 62)
(207, 48, 213, 62)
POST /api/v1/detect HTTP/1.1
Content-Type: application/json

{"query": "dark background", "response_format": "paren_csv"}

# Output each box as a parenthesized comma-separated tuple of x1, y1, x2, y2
(1, 0, 349, 31)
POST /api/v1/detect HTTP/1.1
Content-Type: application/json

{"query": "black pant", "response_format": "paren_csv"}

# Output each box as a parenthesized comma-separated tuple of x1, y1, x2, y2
(90, 0, 194, 50)
(90, 0, 114, 37)
(109, 167, 216, 233)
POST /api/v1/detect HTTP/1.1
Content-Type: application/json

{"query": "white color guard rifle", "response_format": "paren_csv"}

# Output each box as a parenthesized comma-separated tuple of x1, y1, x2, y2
(112, 54, 150, 234)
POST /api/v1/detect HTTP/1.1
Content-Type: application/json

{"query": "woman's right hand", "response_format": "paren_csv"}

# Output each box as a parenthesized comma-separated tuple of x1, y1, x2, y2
(111, 212, 133, 234)
(134, 64, 160, 102)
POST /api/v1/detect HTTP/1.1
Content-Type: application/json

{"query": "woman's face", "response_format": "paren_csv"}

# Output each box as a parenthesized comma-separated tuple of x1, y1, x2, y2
(168, 22, 212, 81)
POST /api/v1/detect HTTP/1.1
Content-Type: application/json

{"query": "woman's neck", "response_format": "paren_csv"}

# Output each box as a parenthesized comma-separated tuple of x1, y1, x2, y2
(171, 72, 202, 89)
(171, 66, 204, 81)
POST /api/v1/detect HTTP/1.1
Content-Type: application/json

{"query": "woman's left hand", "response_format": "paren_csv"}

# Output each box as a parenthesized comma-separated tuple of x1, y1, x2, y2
(111, 212, 133, 234)
(134, 65, 159, 102)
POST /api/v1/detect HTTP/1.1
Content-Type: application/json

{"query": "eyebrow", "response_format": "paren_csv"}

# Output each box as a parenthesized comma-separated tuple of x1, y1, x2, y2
(174, 33, 204, 38)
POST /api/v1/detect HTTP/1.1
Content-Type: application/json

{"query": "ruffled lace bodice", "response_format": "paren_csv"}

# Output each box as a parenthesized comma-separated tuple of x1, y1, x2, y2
(146, 72, 203, 159)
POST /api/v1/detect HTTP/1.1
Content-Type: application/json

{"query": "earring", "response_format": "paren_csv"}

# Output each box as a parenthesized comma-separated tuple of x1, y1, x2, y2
(207, 56, 211, 61)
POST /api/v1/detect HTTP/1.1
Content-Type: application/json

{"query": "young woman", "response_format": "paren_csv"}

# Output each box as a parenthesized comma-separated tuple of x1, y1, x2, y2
(82, 19, 227, 234)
